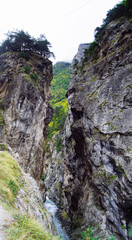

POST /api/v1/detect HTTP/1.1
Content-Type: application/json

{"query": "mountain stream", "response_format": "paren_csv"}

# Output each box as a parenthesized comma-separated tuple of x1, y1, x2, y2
(45, 197, 69, 240)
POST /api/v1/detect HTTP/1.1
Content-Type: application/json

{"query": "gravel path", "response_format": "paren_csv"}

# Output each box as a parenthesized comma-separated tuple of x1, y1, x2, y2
(0, 205, 14, 240)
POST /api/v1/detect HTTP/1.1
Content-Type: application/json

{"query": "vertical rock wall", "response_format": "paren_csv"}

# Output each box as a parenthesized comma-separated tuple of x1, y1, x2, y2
(0, 52, 53, 180)
(62, 18, 132, 239)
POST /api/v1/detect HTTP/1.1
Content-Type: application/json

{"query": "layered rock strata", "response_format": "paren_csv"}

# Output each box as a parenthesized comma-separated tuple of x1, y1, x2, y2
(0, 52, 53, 180)
(44, 17, 132, 239)
(63, 17, 132, 239)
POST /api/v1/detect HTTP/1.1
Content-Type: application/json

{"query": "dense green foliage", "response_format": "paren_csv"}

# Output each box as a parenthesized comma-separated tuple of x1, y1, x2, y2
(0, 30, 53, 58)
(85, 0, 132, 58)
(48, 62, 71, 139)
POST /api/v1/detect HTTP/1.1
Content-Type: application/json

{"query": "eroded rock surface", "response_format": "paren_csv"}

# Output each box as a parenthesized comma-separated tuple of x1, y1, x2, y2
(45, 18, 132, 239)
(63, 17, 132, 239)
(0, 205, 14, 240)
(15, 169, 53, 231)
(0, 52, 53, 180)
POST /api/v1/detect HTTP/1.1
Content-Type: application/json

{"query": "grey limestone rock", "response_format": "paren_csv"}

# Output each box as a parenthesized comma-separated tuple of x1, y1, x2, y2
(60, 18, 132, 239)
(73, 43, 90, 63)
(0, 52, 53, 180)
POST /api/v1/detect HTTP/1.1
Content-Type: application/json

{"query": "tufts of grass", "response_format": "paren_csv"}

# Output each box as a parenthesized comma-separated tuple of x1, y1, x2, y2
(0, 151, 61, 240)
(0, 151, 23, 205)
(7, 213, 60, 240)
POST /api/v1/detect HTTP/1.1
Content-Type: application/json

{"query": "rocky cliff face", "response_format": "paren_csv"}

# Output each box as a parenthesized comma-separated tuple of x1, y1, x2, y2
(63, 17, 132, 239)
(44, 17, 132, 239)
(73, 43, 90, 63)
(0, 52, 53, 180)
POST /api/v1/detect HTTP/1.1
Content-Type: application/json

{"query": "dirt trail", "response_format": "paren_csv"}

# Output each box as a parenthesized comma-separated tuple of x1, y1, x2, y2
(0, 205, 13, 240)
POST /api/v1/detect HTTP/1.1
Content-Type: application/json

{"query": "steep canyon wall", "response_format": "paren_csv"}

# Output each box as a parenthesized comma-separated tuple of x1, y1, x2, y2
(64, 17, 132, 239)
(0, 52, 53, 180)
(45, 17, 132, 239)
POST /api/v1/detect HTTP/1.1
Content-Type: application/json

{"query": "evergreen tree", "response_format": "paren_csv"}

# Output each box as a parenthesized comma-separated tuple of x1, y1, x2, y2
(0, 30, 53, 58)
(94, 0, 132, 43)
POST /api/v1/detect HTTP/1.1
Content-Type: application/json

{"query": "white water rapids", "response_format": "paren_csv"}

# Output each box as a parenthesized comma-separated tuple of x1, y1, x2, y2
(45, 197, 69, 240)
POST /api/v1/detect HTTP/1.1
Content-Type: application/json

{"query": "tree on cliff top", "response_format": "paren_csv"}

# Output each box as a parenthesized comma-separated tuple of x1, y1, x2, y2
(94, 0, 132, 42)
(84, 0, 132, 60)
(0, 30, 54, 58)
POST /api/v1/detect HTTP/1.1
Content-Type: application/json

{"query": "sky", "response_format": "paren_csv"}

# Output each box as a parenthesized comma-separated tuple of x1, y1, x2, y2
(0, 0, 120, 63)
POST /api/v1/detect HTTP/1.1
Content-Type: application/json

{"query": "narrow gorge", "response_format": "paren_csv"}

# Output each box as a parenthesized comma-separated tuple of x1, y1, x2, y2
(0, 12, 132, 240)
(44, 17, 132, 240)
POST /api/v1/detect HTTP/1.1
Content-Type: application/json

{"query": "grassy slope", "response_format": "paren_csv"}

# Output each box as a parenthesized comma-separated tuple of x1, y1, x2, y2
(48, 62, 71, 139)
(0, 151, 59, 240)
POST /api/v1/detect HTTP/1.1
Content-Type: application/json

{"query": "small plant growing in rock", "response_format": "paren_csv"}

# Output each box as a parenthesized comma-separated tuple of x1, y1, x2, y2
(80, 226, 100, 240)
(41, 173, 45, 182)
(24, 65, 31, 74)
(80, 226, 116, 240)
(8, 179, 18, 196)
(85, 41, 99, 58)
(30, 72, 38, 82)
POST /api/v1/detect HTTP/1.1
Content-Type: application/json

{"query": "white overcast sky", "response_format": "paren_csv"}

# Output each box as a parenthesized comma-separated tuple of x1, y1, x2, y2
(0, 0, 120, 63)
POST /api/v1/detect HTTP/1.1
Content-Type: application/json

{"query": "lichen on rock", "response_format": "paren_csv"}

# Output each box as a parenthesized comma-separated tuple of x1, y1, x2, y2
(64, 18, 132, 239)
(0, 51, 53, 180)
(44, 18, 132, 240)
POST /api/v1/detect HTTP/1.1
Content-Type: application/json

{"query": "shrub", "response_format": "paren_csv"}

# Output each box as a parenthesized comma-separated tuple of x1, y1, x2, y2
(85, 41, 99, 58)
(94, 0, 132, 43)
(81, 226, 100, 240)
(18, 51, 30, 60)
(24, 65, 31, 74)
(80, 226, 116, 240)
(8, 179, 18, 196)
(30, 73, 38, 81)
(41, 174, 45, 182)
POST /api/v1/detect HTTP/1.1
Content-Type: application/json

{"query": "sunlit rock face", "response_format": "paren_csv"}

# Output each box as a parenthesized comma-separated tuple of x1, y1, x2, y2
(0, 52, 53, 180)
(62, 17, 132, 239)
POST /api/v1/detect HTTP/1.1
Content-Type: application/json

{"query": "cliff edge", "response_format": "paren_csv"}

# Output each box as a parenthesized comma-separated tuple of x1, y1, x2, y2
(64, 17, 132, 239)
(0, 52, 53, 180)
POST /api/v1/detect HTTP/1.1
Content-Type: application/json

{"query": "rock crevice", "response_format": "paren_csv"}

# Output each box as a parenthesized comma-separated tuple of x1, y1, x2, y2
(44, 18, 132, 240)
(0, 52, 53, 180)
